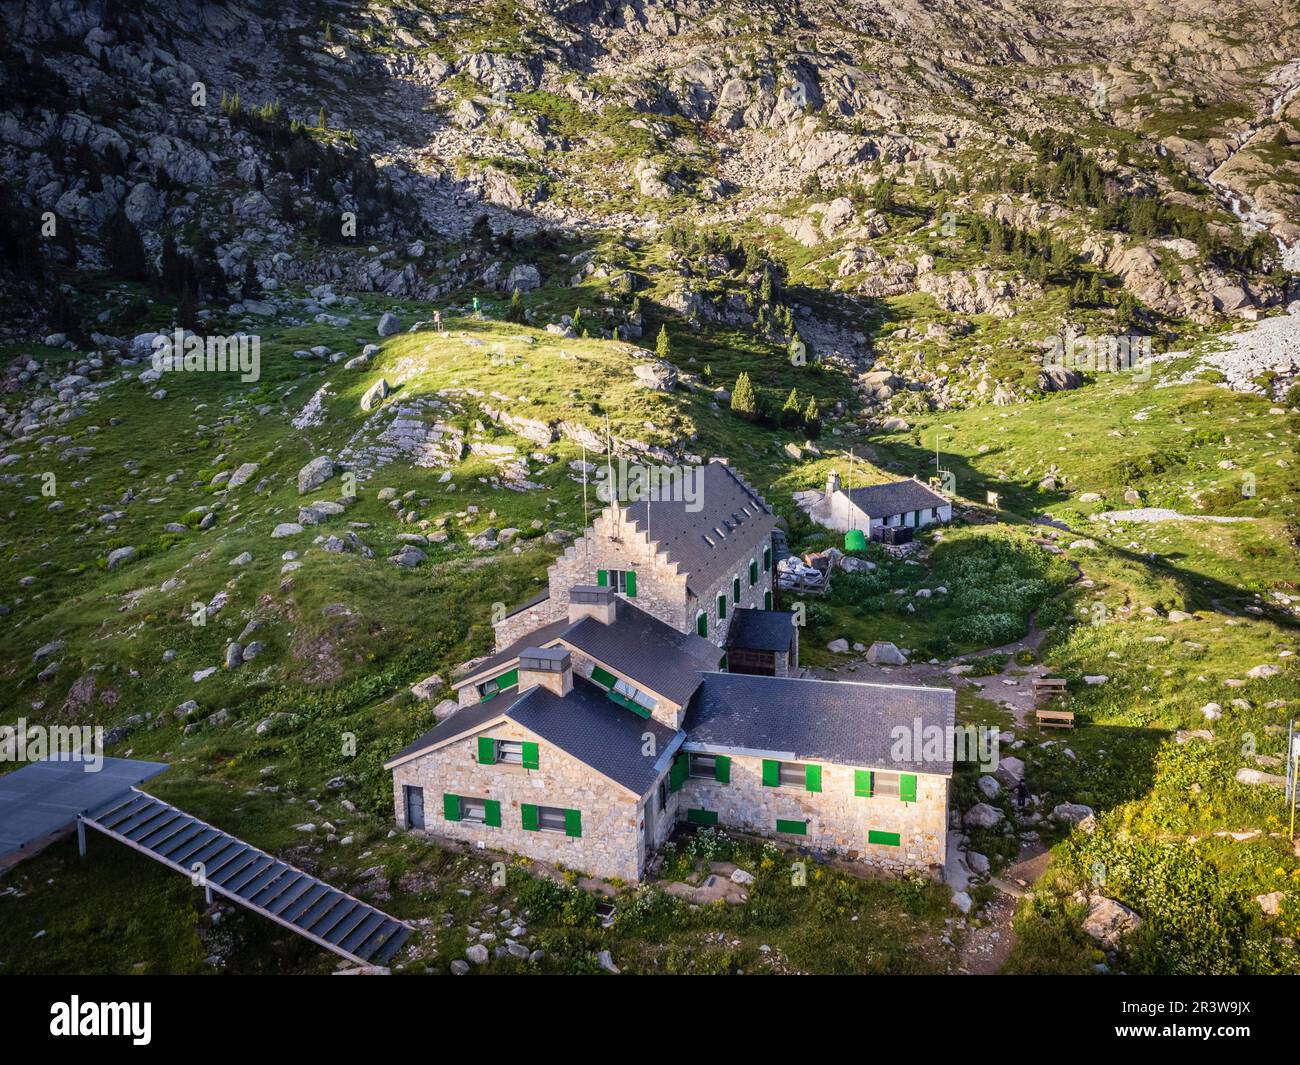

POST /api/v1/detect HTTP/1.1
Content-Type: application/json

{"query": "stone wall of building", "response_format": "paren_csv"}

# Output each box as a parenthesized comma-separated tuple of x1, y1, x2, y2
(690, 555, 773, 650)
(391, 717, 651, 882)
(493, 596, 565, 652)
(678, 751, 947, 871)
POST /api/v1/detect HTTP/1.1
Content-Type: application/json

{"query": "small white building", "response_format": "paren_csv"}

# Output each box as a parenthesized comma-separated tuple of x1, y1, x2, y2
(822, 473, 952, 540)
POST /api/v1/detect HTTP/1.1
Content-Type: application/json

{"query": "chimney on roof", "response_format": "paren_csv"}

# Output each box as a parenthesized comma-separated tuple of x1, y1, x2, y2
(518, 646, 572, 698)
(826, 469, 841, 499)
(568, 584, 617, 625)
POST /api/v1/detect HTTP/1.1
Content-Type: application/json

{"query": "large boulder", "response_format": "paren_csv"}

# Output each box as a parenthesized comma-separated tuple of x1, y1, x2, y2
(106, 546, 136, 570)
(411, 674, 446, 701)
(866, 641, 907, 665)
(1082, 895, 1141, 949)
(633, 361, 677, 391)
(1052, 802, 1095, 825)
(297, 456, 335, 494)
(504, 263, 541, 293)
(963, 803, 1004, 829)
(377, 311, 402, 336)
(361, 378, 392, 412)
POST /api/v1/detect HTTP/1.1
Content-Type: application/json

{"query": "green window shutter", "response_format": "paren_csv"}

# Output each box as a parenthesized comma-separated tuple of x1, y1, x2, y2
(477, 736, 496, 764)
(749, 560, 758, 586)
(625, 570, 637, 597)
(590, 665, 617, 689)
(899, 774, 917, 803)
(763, 546, 771, 570)
(761, 759, 780, 787)
(669, 752, 688, 792)
(484, 799, 501, 827)
(855, 770, 874, 798)
(764, 590, 772, 610)
(717, 593, 726, 620)
(714, 755, 731, 783)
(868, 829, 901, 846)
(521, 804, 538, 832)
(596, 569, 608, 587)
(443, 793, 461, 821)
(732, 577, 740, 601)
(776, 819, 807, 835)
(805, 764, 822, 793)
(521, 741, 539, 770)
(564, 808, 582, 838)
(496, 668, 518, 691)
(687, 808, 719, 826)
(696, 612, 708, 637)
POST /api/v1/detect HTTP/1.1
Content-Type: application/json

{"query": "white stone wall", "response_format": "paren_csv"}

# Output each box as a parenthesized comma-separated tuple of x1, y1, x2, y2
(494, 597, 565, 651)
(687, 551, 773, 650)
(391, 718, 646, 882)
(678, 752, 947, 871)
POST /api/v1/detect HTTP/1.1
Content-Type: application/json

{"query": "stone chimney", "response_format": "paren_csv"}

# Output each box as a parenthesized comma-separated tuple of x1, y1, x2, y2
(518, 646, 573, 697)
(568, 585, 617, 625)
(826, 469, 841, 499)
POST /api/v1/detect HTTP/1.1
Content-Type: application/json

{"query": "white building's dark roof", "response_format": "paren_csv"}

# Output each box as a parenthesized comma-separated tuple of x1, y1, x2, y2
(844, 478, 948, 519)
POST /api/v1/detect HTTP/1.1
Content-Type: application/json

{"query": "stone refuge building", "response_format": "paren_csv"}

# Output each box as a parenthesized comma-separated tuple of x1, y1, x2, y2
(819, 473, 952, 540)
(385, 460, 954, 882)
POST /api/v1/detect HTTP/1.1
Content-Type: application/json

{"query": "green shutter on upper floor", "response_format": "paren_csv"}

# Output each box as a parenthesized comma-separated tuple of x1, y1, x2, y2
(521, 803, 538, 831)
(477, 736, 496, 764)
(899, 774, 917, 803)
(854, 769, 873, 797)
(714, 754, 731, 784)
(669, 752, 688, 792)
(521, 741, 539, 770)
(590, 665, 618, 689)
(483, 799, 501, 827)
(732, 576, 741, 601)
(749, 560, 758, 585)
(761, 759, 780, 787)
(496, 668, 518, 691)
(696, 612, 708, 637)
(625, 570, 637, 597)
(596, 569, 608, 587)
(763, 546, 771, 570)
(717, 593, 727, 620)
(443, 793, 461, 821)
(564, 808, 582, 837)
(805, 764, 822, 793)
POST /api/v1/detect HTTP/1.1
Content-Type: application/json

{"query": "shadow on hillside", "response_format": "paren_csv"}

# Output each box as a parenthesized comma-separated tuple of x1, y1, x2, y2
(872, 436, 1300, 632)
(1025, 723, 1171, 824)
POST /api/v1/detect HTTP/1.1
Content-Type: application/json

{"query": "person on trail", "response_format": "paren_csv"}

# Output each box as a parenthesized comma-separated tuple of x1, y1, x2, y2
(472, 295, 481, 318)
(1015, 780, 1029, 810)
(433, 308, 443, 333)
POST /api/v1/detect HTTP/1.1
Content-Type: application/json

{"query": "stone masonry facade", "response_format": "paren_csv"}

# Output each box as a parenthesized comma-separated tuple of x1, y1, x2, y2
(678, 751, 947, 872)
(391, 717, 652, 883)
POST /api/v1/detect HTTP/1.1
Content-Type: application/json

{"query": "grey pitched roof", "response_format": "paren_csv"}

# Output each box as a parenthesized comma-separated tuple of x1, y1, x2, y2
(563, 597, 719, 705)
(684, 673, 956, 775)
(844, 478, 948, 519)
(726, 608, 797, 654)
(456, 596, 718, 705)
(508, 676, 678, 795)
(387, 676, 679, 796)
(618, 461, 776, 595)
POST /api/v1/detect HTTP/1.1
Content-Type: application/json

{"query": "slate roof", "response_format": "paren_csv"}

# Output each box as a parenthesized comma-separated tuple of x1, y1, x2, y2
(455, 596, 718, 706)
(619, 461, 776, 595)
(684, 673, 956, 775)
(386, 677, 679, 796)
(726, 607, 797, 654)
(844, 478, 948, 519)
(563, 597, 719, 705)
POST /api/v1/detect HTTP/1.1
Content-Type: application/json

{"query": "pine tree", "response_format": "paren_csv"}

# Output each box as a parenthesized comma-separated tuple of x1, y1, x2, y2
(803, 395, 821, 437)
(571, 306, 583, 333)
(781, 388, 802, 427)
(655, 324, 671, 359)
(731, 371, 758, 420)
(507, 287, 525, 324)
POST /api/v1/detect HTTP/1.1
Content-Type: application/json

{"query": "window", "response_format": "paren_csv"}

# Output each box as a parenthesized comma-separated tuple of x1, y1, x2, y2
(778, 762, 805, 787)
(872, 771, 900, 798)
(696, 611, 708, 637)
(658, 778, 668, 812)
(461, 796, 488, 822)
(764, 590, 773, 610)
(763, 546, 771, 571)
(497, 740, 524, 765)
(612, 677, 656, 712)
(443, 794, 501, 827)
(598, 569, 637, 596)
(689, 753, 716, 779)
(749, 559, 758, 586)
(477, 736, 539, 768)
(716, 592, 727, 620)
(763, 759, 818, 791)
(537, 805, 567, 832)
(732, 576, 741, 602)
(478, 668, 518, 700)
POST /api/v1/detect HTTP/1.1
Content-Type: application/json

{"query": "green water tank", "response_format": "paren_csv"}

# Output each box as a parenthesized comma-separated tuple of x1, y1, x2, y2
(844, 529, 867, 552)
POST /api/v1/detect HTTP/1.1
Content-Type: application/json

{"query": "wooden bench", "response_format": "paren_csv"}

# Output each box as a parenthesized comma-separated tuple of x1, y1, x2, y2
(1031, 677, 1068, 706)
(1036, 708, 1076, 729)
